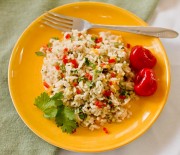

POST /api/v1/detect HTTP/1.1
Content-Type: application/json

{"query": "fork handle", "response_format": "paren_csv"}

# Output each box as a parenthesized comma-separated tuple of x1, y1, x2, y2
(91, 24, 178, 38)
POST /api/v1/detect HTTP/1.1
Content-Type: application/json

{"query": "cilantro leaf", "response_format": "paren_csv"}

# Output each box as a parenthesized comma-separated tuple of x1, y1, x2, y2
(35, 92, 78, 133)
(44, 107, 58, 119)
(34, 92, 50, 110)
(64, 106, 75, 120)
(51, 92, 63, 100)
(55, 100, 63, 106)
(34, 93, 58, 118)
(55, 106, 77, 134)
(61, 119, 77, 133)
(35, 51, 46, 56)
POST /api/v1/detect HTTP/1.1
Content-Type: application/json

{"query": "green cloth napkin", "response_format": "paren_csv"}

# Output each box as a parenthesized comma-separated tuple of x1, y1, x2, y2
(0, 0, 159, 154)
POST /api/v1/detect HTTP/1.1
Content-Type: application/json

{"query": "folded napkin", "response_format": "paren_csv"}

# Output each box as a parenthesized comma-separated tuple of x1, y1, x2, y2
(0, 0, 159, 154)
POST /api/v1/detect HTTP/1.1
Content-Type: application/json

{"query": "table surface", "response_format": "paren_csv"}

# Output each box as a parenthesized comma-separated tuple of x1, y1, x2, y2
(58, 0, 180, 154)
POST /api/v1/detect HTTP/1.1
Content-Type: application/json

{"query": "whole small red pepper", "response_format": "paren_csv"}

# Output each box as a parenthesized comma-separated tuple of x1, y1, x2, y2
(134, 68, 157, 96)
(130, 45, 157, 71)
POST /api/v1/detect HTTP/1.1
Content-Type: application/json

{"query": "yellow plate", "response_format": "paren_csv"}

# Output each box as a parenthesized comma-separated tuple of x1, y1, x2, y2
(8, 2, 170, 152)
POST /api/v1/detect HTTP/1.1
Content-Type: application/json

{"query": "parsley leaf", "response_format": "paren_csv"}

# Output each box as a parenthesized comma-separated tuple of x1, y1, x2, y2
(35, 51, 46, 56)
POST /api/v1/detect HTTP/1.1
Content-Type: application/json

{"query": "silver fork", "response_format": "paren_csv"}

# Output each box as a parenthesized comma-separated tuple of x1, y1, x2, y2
(42, 12, 178, 38)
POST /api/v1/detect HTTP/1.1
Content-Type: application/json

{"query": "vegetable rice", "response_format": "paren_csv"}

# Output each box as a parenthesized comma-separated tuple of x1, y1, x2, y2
(40, 30, 136, 131)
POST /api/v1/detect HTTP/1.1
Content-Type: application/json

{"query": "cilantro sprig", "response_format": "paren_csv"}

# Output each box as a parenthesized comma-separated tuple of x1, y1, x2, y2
(34, 92, 78, 134)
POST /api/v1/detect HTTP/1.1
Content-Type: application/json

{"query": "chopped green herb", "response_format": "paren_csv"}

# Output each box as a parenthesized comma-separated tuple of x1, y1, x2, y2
(91, 36, 97, 41)
(120, 89, 126, 96)
(84, 58, 96, 69)
(86, 81, 94, 88)
(52, 37, 59, 40)
(95, 70, 102, 73)
(79, 112, 87, 120)
(78, 76, 85, 82)
(120, 89, 130, 97)
(74, 70, 78, 74)
(90, 63, 96, 69)
(72, 70, 78, 74)
(35, 51, 46, 56)
(47, 42, 52, 48)
(114, 42, 121, 48)
(94, 69, 102, 79)
(108, 101, 113, 105)
(85, 58, 90, 66)
(70, 36, 74, 42)
(60, 65, 66, 72)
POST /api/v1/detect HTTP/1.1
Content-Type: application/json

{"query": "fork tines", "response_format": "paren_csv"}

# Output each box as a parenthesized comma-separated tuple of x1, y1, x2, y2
(42, 12, 73, 32)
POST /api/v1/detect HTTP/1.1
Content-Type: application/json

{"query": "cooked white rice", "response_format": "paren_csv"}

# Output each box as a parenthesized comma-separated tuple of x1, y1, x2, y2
(40, 30, 135, 130)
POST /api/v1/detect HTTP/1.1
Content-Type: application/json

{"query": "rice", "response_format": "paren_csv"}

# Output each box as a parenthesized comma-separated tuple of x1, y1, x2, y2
(40, 30, 136, 130)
